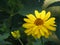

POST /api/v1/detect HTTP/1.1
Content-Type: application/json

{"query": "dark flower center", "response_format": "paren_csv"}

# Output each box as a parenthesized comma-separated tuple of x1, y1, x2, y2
(34, 18, 44, 26)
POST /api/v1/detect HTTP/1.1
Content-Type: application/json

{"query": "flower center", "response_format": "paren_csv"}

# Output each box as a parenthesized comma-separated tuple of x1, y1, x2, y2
(34, 18, 44, 26)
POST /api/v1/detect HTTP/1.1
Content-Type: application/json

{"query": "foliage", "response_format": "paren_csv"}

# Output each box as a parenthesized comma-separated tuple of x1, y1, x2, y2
(0, 0, 60, 45)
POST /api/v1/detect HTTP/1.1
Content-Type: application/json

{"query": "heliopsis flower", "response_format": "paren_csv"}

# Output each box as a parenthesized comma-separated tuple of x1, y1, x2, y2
(11, 30, 20, 39)
(23, 10, 56, 39)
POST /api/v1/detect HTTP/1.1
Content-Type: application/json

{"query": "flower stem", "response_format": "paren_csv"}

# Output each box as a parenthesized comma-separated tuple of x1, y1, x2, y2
(18, 39, 24, 45)
(41, 37, 44, 45)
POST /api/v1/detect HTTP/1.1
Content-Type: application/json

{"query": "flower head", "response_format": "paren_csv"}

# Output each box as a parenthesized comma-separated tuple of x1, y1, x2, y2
(23, 10, 56, 39)
(11, 30, 20, 39)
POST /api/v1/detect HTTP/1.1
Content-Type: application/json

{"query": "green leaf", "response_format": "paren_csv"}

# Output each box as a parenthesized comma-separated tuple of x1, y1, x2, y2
(32, 39, 43, 45)
(47, 33, 60, 44)
(42, 0, 60, 9)
(0, 0, 23, 15)
(19, 8, 42, 16)
(47, 6, 60, 16)
(0, 33, 10, 41)
(47, 2, 60, 8)
(56, 17, 60, 39)
(0, 41, 12, 45)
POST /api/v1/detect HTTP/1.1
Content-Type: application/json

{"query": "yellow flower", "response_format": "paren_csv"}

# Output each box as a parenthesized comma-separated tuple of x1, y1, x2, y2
(23, 10, 56, 39)
(11, 30, 20, 39)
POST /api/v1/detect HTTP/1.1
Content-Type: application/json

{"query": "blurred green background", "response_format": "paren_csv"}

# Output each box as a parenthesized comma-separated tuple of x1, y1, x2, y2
(0, 0, 60, 45)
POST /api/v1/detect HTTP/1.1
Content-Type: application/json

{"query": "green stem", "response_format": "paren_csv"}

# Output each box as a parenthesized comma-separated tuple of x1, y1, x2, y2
(41, 37, 44, 45)
(18, 39, 24, 45)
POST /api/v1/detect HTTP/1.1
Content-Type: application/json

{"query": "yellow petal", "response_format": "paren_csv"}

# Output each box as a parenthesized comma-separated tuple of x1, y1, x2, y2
(44, 24, 56, 31)
(32, 26, 41, 38)
(16, 31, 20, 38)
(45, 17, 56, 26)
(45, 31, 51, 38)
(23, 23, 34, 28)
(34, 30, 39, 34)
(44, 11, 51, 20)
(11, 32, 17, 38)
(37, 32, 41, 38)
(35, 34, 41, 39)
(24, 28, 32, 35)
(26, 14, 36, 21)
(24, 26, 37, 35)
(40, 29, 45, 36)
(48, 26, 56, 31)
(46, 17, 55, 23)
(32, 26, 38, 34)
(41, 26, 49, 35)
(40, 10, 46, 19)
(51, 24, 56, 26)
(45, 21, 56, 26)
(24, 29, 31, 33)
(27, 31, 32, 35)
(45, 34, 49, 38)
(32, 33, 41, 39)
(32, 34, 37, 38)
(24, 18, 33, 23)
(11, 30, 20, 39)
(35, 10, 41, 18)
